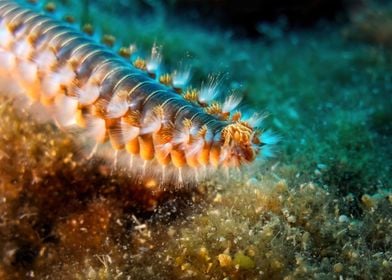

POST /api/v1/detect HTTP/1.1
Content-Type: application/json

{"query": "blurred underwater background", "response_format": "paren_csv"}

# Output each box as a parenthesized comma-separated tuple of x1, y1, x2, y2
(0, 0, 391, 279)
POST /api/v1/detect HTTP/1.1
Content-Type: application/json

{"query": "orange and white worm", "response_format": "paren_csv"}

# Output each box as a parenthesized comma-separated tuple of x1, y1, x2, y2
(0, 0, 277, 184)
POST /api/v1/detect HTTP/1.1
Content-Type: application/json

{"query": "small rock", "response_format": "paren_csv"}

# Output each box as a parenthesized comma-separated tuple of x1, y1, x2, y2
(338, 215, 349, 223)
(218, 254, 232, 267)
(234, 252, 255, 269)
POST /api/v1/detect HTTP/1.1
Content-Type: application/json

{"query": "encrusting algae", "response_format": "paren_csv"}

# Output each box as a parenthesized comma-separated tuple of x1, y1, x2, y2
(0, 0, 391, 279)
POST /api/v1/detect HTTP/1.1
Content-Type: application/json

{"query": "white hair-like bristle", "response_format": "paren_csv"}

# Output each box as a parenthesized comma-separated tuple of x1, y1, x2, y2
(33, 50, 57, 71)
(17, 61, 38, 84)
(172, 127, 191, 146)
(172, 67, 191, 89)
(75, 83, 100, 105)
(106, 91, 129, 119)
(53, 95, 78, 127)
(219, 146, 230, 162)
(0, 25, 12, 48)
(222, 93, 242, 113)
(0, 50, 16, 71)
(156, 142, 173, 158)
(120, 120, 140, 143)
(245, 112, 267, 128)
(85, 116, 107, 143)
(146, 43, 162, 74)
(185, 137, 204, 156)
(13, 40, 32, 59)
(198, 74, 223, 104)
(41, 65, 75, 99)
(140, 114, 163, 135)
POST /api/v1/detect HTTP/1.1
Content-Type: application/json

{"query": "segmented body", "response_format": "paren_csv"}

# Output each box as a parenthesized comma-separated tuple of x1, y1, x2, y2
(0, 0, 270, 184)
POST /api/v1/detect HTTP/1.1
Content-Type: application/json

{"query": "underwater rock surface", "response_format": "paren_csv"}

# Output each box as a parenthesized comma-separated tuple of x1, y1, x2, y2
(0, 0, 391, 279)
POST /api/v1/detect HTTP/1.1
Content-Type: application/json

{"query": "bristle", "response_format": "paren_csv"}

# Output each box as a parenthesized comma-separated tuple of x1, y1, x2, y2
(33, 49, 57, 72)
(155, 142, 172, 159)
(140, 106, 164, 135)
(198, 74, 223, 104)
(146, 42, 162, 75)
(41, 73, 63, 99)
(85, 117, 107, 143)
(13, 39, 32, 59)
(260, 129, 280, 146)
(172, 65, 191, 89)
(16, 61, 37, 84)
(172, 119, 192, 145)
(40, 65, 75, 99)
(74, 83, 100, 105)
(222, 93, 242, 113)
(0, 50, 15, 72)
(244, 112, 267, 128)
(106, 90, 129, 119)
(53, 94, 78, 127)
(121, 120, 140, 143)
(185, 137, 204, 157)
(0, 25, 12, 48)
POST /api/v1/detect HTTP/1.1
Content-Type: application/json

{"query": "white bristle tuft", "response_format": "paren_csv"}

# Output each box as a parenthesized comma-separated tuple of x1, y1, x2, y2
(222, 93, 242, 112)
(156, 142, 173, 158)
(33, 50, 57, 71)
(146, 42, 162, 74)
(86, 117, 106, 143)
(0, 26, 12, 48)
(75, 83, 100, 105)
(173, 128, 190, 146)
(0, 50, 16, 71)
(198, 74, 223, 104)
(41, 73, 63, 98)
(17, 61, 38, 84)
(57, 65, 75, 84)
(121, 121, 140, 143)
(185, 137, 204, 156)
(172, 66, 191, 89)
(13, 40, 32, 59)
(219, 146, 230, 162)
(140, 114, 162, 135)
(244, 112, 267, 128)
(106, 90, 129, 119)
(41, 66, 75, 98)
(53, 95, 78, 127)
(128, 44, 138, 56)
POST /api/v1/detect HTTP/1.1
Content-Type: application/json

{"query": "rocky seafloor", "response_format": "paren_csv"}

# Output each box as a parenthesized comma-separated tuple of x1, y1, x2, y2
(0, 0, 391, 279)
